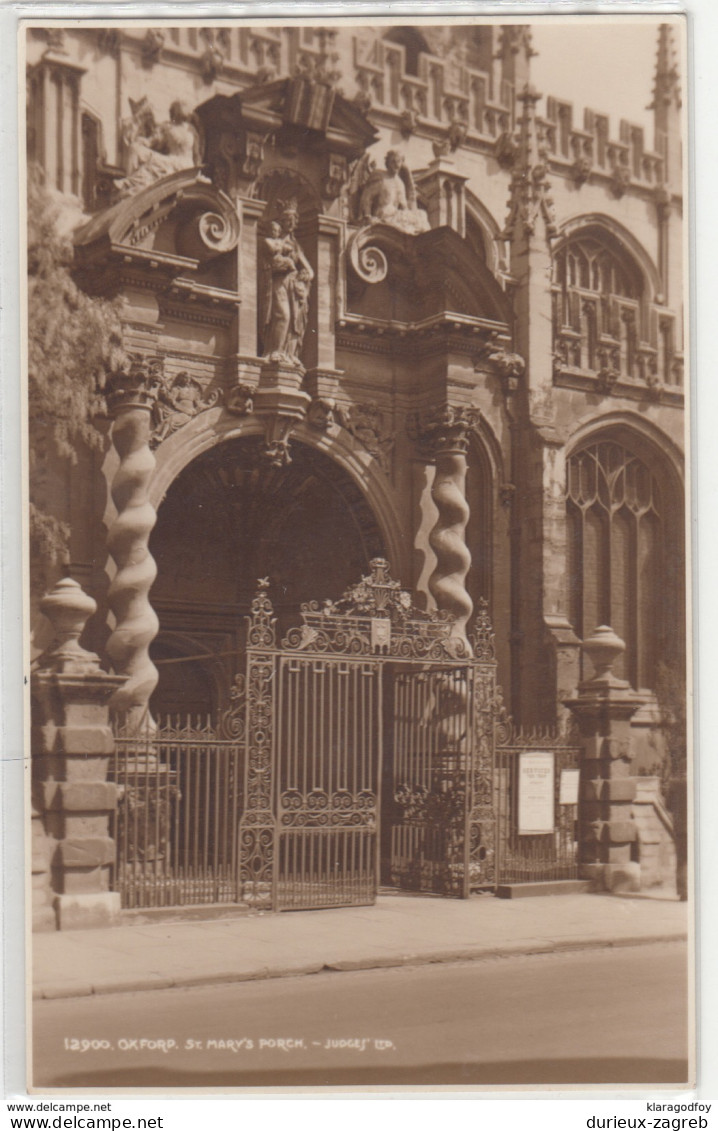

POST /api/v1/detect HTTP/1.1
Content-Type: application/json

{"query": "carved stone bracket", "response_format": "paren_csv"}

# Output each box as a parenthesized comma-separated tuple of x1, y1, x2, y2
(225, 383, 256, 416)
(596, 360, 620, 395)
(400, 108, 418, 137)
(199, 29, 225, 83)
(262, 417, 296, 468)
(140, 29, 165, 67)
(478, 343, 525, 397)
(654, 182, 672, 222)
(307, 397, 339, 431)
(610, 163, 632, 198)
(97, 29, 121, 56)
(571, 156, 593, 186)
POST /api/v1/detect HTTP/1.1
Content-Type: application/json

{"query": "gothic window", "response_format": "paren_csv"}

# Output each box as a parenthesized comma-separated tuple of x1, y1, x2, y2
(553, 233, 643, 381)
(566, 439, 682, 691)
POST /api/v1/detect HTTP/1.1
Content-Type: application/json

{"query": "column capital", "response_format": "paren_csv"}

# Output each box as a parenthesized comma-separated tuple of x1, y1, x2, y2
(407, 404, 480, 460)
(105, 353, 162, 416)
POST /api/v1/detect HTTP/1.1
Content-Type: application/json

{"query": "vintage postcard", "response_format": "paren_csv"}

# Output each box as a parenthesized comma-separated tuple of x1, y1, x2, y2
(23, 13, 692, 1092)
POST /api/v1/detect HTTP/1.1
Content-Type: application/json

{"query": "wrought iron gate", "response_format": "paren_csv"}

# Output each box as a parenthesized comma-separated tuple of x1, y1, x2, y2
(238, 559, 499, 911)
(111, 560, 504, 913)
(275, 655, 382, 909)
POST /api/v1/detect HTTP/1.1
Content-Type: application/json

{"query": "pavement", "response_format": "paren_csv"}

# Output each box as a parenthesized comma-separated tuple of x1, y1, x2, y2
(33, 887, 689, 1002)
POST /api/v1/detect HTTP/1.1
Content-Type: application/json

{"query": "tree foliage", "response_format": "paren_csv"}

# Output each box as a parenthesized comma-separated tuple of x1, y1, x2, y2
(27, 169, 123, 588)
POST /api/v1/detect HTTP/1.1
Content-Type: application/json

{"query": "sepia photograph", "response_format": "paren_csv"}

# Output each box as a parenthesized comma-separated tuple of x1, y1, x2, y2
(24, 14, 691, 1092)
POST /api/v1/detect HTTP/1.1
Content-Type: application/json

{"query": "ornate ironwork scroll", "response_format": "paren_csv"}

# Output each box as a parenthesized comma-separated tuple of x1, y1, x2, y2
(238, 581, 277, 909)
(281, 557, 469, 661)
(467, 661, 498, 889)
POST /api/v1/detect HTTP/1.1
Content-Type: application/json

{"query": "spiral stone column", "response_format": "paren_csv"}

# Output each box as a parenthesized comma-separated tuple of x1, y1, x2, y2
(410, 406, 479, 656)
(105, 357, 161, 729)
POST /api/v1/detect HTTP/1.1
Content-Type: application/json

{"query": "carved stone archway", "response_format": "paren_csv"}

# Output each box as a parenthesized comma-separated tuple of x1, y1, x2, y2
(148, 432, 396, 717)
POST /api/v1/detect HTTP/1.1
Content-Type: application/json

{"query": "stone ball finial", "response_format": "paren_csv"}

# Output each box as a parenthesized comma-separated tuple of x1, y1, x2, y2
(582, 625, 627, 686)
(37, 578, 100, 674)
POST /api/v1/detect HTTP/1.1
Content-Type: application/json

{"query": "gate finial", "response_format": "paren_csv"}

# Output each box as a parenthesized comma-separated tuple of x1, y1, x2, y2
(247, 578, 276, 648)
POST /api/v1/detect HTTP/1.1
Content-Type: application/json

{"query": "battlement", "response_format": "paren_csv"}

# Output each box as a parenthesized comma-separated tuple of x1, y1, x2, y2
(29, 24, 677, 197)
(543, 97, 666, 191)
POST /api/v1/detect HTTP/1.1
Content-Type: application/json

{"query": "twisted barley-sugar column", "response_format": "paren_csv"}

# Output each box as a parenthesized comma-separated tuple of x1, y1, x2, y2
(106, 386, 160, 728)
(426, 409, 477, 656)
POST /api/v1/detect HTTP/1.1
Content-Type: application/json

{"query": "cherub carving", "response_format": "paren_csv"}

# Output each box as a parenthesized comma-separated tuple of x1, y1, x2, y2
(356, 149, 429, 234)
(116, 98, 202, 197)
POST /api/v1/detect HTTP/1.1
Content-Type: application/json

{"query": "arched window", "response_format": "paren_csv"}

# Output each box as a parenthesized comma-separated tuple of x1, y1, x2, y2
(553, 231, 647, 383)
(566, 438, 683, 691)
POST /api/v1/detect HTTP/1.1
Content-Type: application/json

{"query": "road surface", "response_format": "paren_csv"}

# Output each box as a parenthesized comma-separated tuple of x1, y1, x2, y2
(33, 940, 689, 1088)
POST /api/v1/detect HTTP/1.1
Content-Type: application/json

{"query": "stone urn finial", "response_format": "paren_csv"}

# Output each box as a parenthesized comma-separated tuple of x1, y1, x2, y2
(581, 625, 628, 688)
(37, 578, 100, 675)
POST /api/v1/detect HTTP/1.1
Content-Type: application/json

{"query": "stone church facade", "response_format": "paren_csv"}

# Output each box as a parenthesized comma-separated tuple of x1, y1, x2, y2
(27, 22, 687, 926)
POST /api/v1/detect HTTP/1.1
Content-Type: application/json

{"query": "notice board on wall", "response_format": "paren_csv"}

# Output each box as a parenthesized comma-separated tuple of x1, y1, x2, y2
(518, 750, 555, 834)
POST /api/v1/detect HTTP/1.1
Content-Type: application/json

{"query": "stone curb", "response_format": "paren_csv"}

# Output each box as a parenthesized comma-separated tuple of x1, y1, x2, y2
(34, 930, 687, 1002)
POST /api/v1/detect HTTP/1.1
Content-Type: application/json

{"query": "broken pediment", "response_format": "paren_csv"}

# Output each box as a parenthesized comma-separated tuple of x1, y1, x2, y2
(195, 80, 378, 201)
(346, 222, 513, 326)
(73, 167, 240, 295)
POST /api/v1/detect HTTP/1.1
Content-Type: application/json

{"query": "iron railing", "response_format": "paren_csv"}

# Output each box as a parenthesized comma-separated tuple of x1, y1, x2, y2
(495, 734, 582, 885)
(111, 694, 245, 909)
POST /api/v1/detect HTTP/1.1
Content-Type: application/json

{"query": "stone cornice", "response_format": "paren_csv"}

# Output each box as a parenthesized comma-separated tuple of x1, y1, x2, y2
(336, 312, 509, 360)
(553, 366, 684, 409)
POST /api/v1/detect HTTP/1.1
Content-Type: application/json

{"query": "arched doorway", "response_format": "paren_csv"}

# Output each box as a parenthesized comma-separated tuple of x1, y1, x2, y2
(149, 436, 387, 717)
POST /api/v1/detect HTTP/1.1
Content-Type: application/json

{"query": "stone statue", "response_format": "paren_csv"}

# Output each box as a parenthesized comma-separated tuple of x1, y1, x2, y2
(357, 149, 429, 234)
(116, 98, 202, 197)
(260, 202, 314, 370)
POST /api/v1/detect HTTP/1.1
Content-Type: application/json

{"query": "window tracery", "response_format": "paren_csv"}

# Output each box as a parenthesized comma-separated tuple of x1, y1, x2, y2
(553, 232, 679, 391)
(566, 439, 681, 691)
